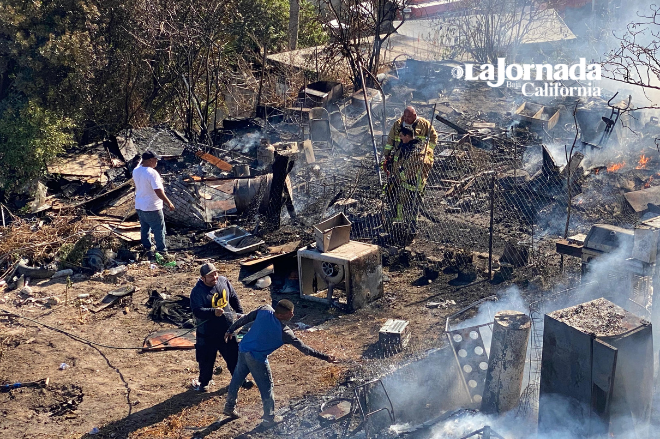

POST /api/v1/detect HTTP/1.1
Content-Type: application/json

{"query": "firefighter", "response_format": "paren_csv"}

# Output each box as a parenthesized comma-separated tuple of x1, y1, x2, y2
(383, 106, 437, 165)
(383, 124, 435, 243)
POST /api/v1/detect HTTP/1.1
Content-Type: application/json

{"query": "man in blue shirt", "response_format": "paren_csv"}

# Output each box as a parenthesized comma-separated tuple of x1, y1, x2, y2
(222, 299, 337, 427)
(190, 263, 254, 392)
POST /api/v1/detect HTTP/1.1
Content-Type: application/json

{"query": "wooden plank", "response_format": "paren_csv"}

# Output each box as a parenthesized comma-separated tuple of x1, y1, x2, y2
(100, 224, 141, 241)
(194, 151, 233, 172)
(302, 140, 315, 164)
(556, 239, 583, 258)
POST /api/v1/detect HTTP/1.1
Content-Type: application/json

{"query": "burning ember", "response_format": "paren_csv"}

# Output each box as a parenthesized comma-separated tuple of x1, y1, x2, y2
(636, 154, 650, 169)
(645, 176, 654, 189)
(607, 162, 625, 172)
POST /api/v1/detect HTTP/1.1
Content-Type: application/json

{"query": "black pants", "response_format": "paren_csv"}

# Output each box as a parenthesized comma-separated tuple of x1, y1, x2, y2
(195, 336, 239, 386)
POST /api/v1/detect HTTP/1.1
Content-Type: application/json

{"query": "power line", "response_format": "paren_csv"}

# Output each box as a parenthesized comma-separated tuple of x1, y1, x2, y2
(0, 307, 205, 351)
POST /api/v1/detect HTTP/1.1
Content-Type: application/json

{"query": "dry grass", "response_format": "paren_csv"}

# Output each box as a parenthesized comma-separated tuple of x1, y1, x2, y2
(0, 210, 115, 268)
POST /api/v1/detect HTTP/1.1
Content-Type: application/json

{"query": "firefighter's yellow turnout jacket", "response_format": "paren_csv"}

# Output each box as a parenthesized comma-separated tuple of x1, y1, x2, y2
(383, 117, 437, 192)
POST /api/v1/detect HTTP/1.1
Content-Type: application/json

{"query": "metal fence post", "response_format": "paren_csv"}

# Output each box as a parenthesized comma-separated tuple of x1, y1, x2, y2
(489, 172, 495, 280)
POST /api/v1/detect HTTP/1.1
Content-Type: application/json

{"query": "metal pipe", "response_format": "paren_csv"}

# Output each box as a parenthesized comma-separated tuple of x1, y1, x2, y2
(359, 63, 383, 185)
(489, 173, 495, 280)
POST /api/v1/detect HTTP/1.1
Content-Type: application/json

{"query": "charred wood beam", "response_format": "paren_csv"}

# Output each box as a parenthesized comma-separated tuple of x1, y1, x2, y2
(263, 152, 295, 232)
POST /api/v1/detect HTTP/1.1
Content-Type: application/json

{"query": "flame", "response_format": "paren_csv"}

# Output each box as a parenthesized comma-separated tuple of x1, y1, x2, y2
(607, 162, 625, 172)
(645, 176, 654, 189)
(636, 154, 650, 169)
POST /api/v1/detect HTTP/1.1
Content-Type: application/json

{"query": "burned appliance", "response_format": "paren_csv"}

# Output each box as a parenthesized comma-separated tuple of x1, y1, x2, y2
(557, 222, 655, 320)
(297, 241, 382, 312)
(581, 223, 634, 270)
(539, 298, 653, 438)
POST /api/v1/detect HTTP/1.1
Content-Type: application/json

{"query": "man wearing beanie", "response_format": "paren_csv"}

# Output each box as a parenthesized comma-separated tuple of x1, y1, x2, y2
(190, 262, 254, 392)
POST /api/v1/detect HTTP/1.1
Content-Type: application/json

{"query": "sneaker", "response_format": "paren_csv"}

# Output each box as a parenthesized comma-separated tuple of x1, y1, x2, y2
(223, 407, 240, 419)
(191, 378, 213, 392)
(241, 379, 255, 389)
(260, 415, 283, 428)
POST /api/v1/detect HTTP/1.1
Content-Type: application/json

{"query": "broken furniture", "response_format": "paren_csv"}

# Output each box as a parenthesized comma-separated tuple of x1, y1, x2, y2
(378, 319, 410, 353)
(298, 241, 383, 312)
(538, 298, 653, 438)
(298, 81, 343, 108)
(514, 102, 560, 132)
(623, 185, 660, 216)
(205, 225, 264, 255)
(240, 240, 301, 267)
(309, 107, 332, 149)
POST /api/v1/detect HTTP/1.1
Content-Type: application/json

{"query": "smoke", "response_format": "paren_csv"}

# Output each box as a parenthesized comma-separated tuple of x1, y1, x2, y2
(223, 131, 262, 154)
(382, 236, 652, 438)
(450, 286, 528, 354)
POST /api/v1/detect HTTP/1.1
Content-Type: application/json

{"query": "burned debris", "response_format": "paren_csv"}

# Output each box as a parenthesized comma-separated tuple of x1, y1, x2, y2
(4, 4, 660, 439)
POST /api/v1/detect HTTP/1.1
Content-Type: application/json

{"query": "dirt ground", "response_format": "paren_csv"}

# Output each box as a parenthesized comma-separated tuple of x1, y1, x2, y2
(0, 235, 568, 439)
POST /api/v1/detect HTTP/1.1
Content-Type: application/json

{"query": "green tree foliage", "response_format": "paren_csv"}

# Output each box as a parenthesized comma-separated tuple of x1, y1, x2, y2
(0, 0, 328, 194)
(0, 97, 74, 191)
(0, 0, 104, 118)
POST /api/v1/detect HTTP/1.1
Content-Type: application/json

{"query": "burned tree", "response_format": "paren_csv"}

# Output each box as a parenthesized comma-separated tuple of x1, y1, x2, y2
(434, 0, 569, 64)
(603, 4, 660, 106)
(320, 0, 407, 88)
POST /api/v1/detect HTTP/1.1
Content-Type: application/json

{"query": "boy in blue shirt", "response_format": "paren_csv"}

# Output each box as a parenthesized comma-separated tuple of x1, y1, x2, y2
(222, 299, 337, 427)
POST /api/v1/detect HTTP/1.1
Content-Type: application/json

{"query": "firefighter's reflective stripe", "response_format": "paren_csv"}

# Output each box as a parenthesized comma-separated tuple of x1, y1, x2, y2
(394, 203, 404, 221)
(399, 172, 425, 192)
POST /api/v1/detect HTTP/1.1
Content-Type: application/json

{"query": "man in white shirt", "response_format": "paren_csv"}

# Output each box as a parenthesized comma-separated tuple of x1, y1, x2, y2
(132, 150, 175, 257)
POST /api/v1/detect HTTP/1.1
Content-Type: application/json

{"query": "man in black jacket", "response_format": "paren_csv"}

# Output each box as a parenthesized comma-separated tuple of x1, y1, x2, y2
(190, 262, 253, 392)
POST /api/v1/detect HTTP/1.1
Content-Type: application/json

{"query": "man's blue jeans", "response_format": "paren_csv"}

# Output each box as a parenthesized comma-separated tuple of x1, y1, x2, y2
(225, 351, 275, 420)
(136, 209, 167, 252)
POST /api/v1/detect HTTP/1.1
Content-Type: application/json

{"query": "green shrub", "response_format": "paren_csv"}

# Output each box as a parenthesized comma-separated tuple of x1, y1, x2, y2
(0, 98, 75, 192)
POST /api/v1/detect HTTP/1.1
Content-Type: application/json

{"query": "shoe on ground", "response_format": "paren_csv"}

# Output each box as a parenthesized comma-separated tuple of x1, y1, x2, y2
(191, 378, 214, 392)
(260, 415, 283, 428)
(241, 379, 255, 389)
(223, 407, 240, 419)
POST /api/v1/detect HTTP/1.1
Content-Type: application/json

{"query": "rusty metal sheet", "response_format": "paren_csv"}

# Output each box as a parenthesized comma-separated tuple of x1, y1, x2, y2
(207, 179, 236, 194)
(195, 151, 233, 171)
(142, 329, 196, 351)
